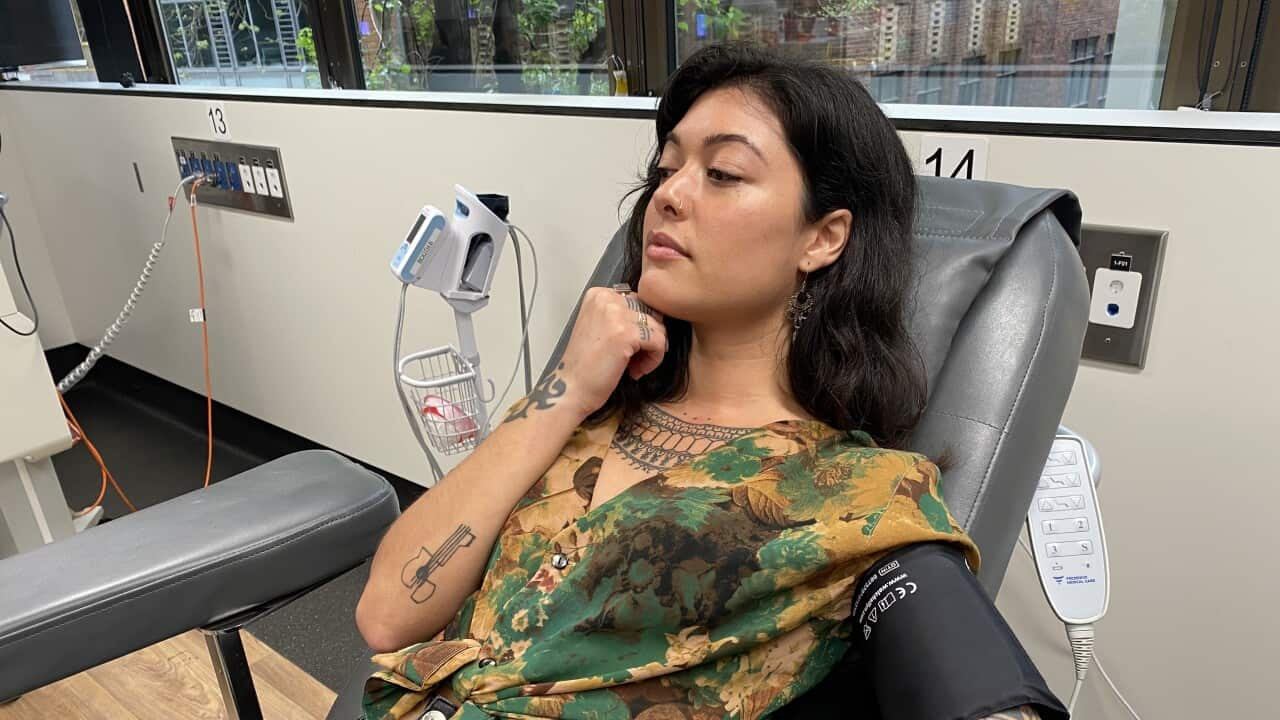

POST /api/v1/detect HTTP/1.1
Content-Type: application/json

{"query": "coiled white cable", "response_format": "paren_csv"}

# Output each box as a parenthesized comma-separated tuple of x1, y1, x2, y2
(57, 176, 197, 393)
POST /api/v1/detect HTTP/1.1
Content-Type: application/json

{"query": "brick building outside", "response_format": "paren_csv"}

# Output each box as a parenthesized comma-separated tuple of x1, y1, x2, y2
(351, 0, 1126, 105)
(682, 0, 1123, 108)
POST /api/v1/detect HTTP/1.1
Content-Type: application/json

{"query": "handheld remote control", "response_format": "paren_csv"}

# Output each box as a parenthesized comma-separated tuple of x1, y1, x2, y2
(1026, 430, 1109, 624)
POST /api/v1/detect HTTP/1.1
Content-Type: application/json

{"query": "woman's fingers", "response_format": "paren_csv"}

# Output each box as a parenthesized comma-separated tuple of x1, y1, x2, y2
(628, 311, 668, 379)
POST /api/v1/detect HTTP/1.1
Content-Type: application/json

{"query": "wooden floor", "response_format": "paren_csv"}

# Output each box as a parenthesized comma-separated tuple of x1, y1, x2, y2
(0, 630, 336, 719)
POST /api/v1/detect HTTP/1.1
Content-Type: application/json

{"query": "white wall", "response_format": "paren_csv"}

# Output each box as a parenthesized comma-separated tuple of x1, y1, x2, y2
(1, 87, 1275, 717)
(0, 105, 75, 348)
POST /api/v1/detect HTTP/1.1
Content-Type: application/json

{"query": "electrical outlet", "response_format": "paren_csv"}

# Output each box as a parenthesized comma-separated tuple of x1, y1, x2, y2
(1078, 225, 1166, 368)
(237, 159, 256, 194)
(171, 137, 292, 219)
(1088, 268, 1142, 329)
(264, 161, 284, 198)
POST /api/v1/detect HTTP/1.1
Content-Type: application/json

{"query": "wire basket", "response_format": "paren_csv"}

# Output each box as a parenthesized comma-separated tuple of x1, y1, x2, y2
(399, 345, 486, 455)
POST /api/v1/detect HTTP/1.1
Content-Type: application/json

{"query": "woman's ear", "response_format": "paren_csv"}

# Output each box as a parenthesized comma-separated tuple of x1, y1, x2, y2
(802, 208, 853, 271)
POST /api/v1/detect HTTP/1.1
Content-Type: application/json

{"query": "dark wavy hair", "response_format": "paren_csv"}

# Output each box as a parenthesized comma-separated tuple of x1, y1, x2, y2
(585, 42, 925, 450)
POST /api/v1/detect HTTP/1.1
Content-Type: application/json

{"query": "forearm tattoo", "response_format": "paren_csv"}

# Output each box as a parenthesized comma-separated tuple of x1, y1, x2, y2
(980, 706, 1041, 720)
(400, 524, 476, 604)
(503, 362, 568, 423)
(611, 404, 753, 473)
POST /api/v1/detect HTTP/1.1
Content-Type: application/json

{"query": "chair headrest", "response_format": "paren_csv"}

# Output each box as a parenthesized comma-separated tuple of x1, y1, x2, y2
(910, 176, 1082, 393)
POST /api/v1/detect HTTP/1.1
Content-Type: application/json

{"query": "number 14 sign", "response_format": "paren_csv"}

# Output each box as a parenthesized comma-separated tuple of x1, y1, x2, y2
(916, 134, 989, 181)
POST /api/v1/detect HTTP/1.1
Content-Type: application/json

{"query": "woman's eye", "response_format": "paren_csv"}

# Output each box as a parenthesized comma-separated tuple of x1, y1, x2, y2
(656, 167, 676, 180)
(708, 168, 741, 182)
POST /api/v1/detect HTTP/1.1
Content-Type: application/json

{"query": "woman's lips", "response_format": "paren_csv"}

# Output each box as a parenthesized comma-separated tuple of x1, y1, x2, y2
(646, 244, 687, 261)
(646, 231, 689, 260)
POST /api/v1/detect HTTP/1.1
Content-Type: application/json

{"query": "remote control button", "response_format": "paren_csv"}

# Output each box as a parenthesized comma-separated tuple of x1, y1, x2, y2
(1046, 449, 1078, 467)
(1038, 495, 1086, 512)
(1045, 541, 1093, 558)
(1043, 517, 1090, 535)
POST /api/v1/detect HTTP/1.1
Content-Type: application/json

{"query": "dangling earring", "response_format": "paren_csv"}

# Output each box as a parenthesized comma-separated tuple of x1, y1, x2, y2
(785, 272, 815, 330)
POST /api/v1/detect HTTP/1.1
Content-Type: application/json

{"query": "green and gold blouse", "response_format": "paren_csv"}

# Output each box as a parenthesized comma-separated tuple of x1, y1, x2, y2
(364, 408, 980, 719)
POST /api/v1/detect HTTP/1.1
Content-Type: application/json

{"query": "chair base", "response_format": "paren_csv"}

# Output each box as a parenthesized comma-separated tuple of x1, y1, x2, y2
(203, 628, 264, 720)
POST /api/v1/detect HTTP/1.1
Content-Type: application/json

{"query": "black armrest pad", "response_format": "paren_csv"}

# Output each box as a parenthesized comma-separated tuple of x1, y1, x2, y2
(0, 450, 399, 699)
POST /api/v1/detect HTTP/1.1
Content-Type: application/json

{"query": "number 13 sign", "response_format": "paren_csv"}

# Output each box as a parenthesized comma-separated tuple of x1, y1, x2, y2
(916, 135, 989, 181)
(205, 101, 230, 138)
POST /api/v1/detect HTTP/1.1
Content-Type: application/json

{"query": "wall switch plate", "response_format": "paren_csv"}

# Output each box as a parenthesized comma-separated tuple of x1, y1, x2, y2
(171, 137, 292, 220)
(1079, 225, 1167, 368)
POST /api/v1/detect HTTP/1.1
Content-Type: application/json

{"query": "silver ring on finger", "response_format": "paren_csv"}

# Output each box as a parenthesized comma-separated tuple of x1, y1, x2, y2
(611, 283, 632, 294)
(637, 312, 650, 341)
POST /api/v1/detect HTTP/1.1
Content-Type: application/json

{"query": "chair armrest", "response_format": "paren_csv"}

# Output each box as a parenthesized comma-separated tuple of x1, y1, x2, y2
(0, 449, 399, 699)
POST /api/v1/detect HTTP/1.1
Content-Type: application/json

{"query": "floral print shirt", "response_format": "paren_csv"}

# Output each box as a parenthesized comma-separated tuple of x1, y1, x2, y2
(363, 409, 980, 719)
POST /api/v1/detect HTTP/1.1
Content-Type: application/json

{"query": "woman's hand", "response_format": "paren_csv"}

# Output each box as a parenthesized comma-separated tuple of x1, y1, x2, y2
(558, 286, 667, 419)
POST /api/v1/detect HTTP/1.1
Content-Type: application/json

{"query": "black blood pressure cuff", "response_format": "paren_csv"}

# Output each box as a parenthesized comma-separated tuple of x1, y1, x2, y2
(850, 543, 1070, 720)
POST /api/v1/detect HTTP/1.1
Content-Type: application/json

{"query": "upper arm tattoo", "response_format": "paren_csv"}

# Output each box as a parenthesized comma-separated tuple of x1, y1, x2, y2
(503, 362, 568, 423)
(400, 524, 476, 603)
(981, 706, 1042, 720)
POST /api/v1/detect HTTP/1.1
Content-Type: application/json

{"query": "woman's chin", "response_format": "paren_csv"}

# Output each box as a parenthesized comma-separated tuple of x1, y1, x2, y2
(637, 273, 692, 320)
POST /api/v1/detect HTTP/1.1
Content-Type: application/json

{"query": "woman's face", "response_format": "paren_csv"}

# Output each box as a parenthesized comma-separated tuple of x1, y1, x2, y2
(639, 86, 846, 328)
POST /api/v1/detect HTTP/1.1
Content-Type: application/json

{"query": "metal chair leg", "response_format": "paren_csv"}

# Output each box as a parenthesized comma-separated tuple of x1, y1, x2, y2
(202, 628, 264, 720)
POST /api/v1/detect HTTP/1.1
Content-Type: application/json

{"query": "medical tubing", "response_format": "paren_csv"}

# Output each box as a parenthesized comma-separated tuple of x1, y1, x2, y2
(57, 177, 197, 393)
(396, 281, 445, 483)
(509, 223, 533, 395)
(487, 224, 540, 429)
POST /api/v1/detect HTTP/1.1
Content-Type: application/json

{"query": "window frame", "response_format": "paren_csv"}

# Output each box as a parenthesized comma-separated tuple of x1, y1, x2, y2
(916, 64, 945, 104)
(1067, 35, 1099, 109)
(873, 71, 906, 103)
(40, 0, 1277, 113)
(1098, 32, 1116, 106)
(994, 48, 1020, 107)
(958, 55, 986, 105)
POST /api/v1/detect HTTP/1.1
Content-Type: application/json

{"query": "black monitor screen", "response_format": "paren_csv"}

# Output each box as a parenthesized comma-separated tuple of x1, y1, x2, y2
(0, 1, 84, 69)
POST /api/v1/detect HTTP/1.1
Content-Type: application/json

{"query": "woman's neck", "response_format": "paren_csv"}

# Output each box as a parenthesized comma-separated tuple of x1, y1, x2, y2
(670, 316, 814, 426)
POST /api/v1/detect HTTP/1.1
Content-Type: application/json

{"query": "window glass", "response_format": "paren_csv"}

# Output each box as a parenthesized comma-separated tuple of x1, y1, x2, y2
(352, 0, 613, 94)
(672, 0, 1180, 110)
(155, 0, 320, 88)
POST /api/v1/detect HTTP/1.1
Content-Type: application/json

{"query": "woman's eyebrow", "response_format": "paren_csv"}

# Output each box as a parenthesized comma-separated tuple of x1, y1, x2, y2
(667, 131, 767, 164)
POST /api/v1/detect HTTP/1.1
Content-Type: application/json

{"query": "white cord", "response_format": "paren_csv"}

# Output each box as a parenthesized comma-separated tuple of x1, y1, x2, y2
(57, 176, 198, 393)
(1066, 623, 1094, 714)
(1016, 536, 1141, 719)
(486, 223, 539, 429)
(1068, 678, 1085, 715)
(1094, 653, 1143, 720)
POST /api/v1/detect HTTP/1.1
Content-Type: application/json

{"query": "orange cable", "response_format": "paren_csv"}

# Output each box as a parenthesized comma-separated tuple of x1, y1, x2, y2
(59, 392, 137, 514)
(189, 179, 215, 489)
(59, 396, 107, 513)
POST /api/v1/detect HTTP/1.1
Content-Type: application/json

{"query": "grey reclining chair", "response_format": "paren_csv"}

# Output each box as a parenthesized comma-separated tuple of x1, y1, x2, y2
(325, 176, 1089, 718)
(0, 451, 401, 716)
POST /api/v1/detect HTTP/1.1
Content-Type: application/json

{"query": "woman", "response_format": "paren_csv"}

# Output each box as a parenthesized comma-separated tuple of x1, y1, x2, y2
(356, 43, 1067, 720)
